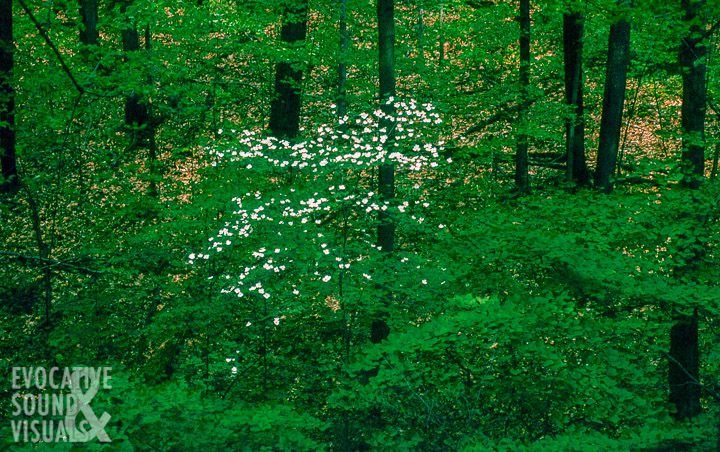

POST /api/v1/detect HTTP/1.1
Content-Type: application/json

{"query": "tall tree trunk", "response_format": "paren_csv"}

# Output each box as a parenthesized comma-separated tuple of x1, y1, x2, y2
(679, 0, 706, 188)
(563, 12, 589, 185)
(119, 1, 150, 147)
(595, 5, 630, 193)
(79, 0, 99, 46)
(144, 26, 158, 197)
(668, 0, 706, 422)
(337, 0, 349, 119)
(417, 0, 425, 69)
(118, 1, 156, 196)
(0, 0, 18, 191)
(711, 139, 719, 180)
(669, 308, 700, 420)
(515, 0, 530, 193)
(269, 0, 309, 139)
(373, 0, 395, 345)
(438, 1, 445, 67)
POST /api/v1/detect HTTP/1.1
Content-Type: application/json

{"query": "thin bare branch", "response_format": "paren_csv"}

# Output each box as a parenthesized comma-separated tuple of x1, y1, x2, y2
(0, 251, 104, 276)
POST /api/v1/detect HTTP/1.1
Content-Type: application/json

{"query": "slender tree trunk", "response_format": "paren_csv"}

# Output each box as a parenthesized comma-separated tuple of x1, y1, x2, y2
(438, 1, 445, 67)
(595, 5, 630, 193)
(515, 0, 530, 193)
(417, 0, 425, 68)
(79, 0, 99, 46)
(668, 0, 706, 422)
(669, 308, 701, 420)
(117, 0, 157, 196)
(563, 12, 589, 185)
(337, 0, 349, 119)
(269, 0, 309, 139)
(373, 0, 395, 345)
(377, 0, 395, 256)
(357, 9, 396, 443)
(119, 1, 149, 147)
(144, 26, 158, 196)
(0, 0, 18, 191)
(679, 0, 706, 188)
(25, 189, 52, 338)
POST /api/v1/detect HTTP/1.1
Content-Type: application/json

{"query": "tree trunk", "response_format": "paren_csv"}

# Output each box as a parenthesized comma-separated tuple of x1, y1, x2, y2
(119, 2, 149, 139)
(669, 309, 701, 420)
(269, 0, 309, 139)
(668, 0, 706, 422)
(438, 1, 445, 67)
(679, 0, 706, 188)
(79, 0, 99, 46)
(515, 0, 530, 193)
(337, 0, 349, 119)
(0, 0, 17, 191)
(144, 26, 158, 197)
(417, 0, 425, 69)
(373, 0, 396, 345)
(563, 12, 589, 185)
(595, 5, 630, 193)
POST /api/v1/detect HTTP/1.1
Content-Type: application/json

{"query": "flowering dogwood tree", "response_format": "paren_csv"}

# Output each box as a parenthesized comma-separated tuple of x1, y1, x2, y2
(190, 98, 451, 373)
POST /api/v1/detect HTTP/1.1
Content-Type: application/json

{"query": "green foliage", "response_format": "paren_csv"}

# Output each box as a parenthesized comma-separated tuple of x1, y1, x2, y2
(2, 0, 720, 449)
(112, 378, 329, 450)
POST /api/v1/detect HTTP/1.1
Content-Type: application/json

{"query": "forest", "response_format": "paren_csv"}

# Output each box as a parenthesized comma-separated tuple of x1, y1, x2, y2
(1, 0, 720, 449)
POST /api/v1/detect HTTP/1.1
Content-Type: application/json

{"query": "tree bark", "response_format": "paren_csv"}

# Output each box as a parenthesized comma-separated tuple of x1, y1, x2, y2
(438, 2, 445, 67)
(377, 0, 395, 256)
(669, 308, 701, 420)
(668, 0, 706, 422)
(144, 26, 158, 196)
(0, 0, 17, 191)
(79, 0, 99, 46)
(373, 0, 396, 344)
(679, 0, 706, 188)
(269, 0, 309, 139)
(417, 0, 425, 69)
(515, 0, 530, 193)
(337, 0, 349, 119)
(116, 0, 155, 157)
(595, 5, 630, 193)
(563, 12, 589, 185)
(119, 2, 148, 136)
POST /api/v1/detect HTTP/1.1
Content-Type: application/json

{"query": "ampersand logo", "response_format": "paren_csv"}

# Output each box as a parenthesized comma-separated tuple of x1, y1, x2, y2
(64, 369, 111, 442)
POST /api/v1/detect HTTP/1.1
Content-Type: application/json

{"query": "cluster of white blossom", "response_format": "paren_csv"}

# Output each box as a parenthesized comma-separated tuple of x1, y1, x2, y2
(191, 99, 449, 308)
(208, 98, 447, 173)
